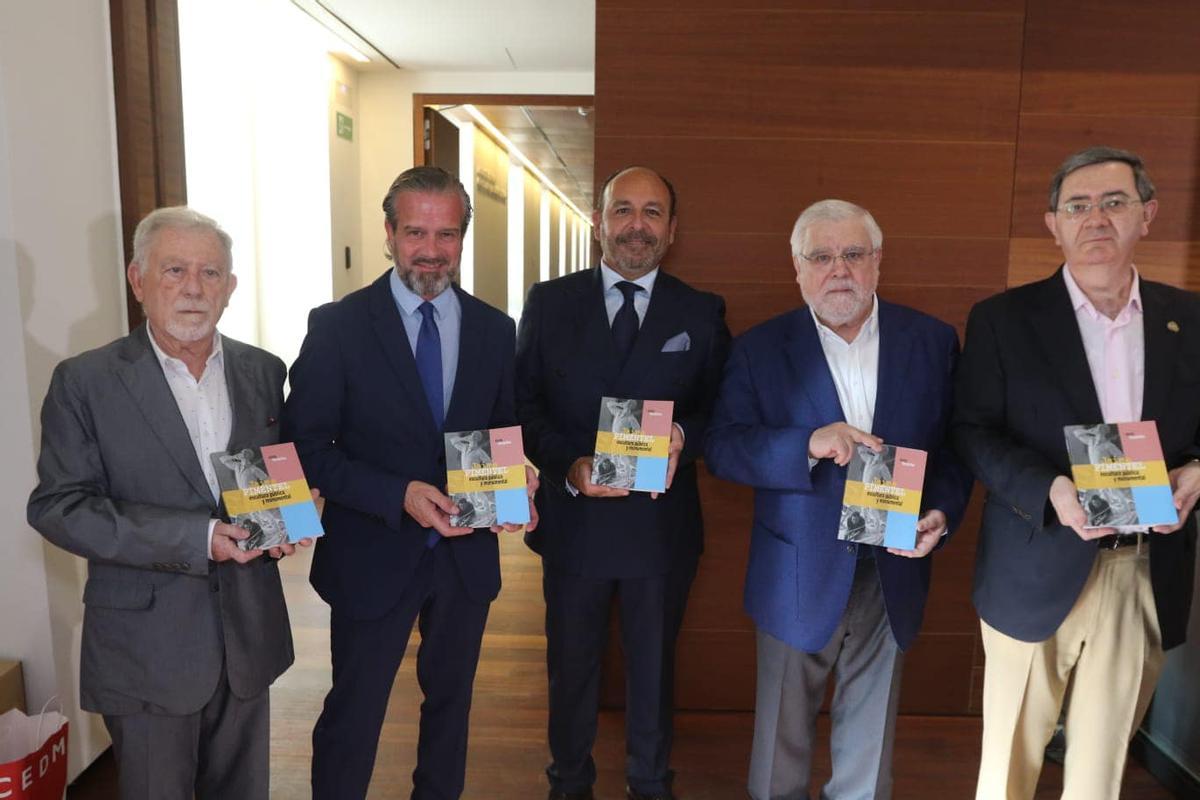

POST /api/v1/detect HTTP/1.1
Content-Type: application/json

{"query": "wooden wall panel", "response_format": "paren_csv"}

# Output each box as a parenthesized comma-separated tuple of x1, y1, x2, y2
(598, 0, 1200, 717)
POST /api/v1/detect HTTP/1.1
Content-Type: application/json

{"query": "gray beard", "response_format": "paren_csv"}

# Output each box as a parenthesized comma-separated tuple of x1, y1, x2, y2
(400, 266, 457, 299)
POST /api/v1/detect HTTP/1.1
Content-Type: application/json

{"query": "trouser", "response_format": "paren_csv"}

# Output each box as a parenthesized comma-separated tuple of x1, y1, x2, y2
(543, 558, 696, 796)
(976, 545, 1164, 800)
(748, 559, 904, 800)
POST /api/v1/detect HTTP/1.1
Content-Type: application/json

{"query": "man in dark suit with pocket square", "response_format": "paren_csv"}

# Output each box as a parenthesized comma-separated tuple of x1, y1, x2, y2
(516, 166, 731, 800)
(283, 166, 536, 799)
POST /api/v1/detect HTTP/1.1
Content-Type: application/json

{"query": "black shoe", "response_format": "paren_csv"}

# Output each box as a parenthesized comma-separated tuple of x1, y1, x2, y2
(626, 786, 676, 800)
(548, 790, 594, 800)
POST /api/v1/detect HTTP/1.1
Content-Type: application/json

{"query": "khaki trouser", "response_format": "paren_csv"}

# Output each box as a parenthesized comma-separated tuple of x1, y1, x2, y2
(976, 543, 1164, 800)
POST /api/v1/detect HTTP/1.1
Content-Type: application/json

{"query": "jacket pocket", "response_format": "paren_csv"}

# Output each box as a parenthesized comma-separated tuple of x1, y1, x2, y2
(82, 578, 154, 610)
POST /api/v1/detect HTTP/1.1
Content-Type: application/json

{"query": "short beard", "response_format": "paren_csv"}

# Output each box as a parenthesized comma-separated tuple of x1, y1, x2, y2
(805, 280, 874, 328)
(603, 229, 667, 277)
(398, 260, 459, 298)
(162, 315, 216, 343)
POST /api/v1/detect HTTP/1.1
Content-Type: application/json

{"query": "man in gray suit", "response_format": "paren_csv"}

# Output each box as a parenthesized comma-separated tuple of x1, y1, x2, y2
(27, 207, 300, 799)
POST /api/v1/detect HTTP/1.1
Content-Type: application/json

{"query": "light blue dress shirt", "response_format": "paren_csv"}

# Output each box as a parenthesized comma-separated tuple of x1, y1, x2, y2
(389, 268, 461, 416)
(600, 262, 658, 326)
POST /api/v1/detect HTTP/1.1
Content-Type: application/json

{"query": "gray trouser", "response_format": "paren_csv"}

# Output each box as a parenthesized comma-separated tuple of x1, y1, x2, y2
(103, 668, 269, 800)
(748, 559, 903, 800)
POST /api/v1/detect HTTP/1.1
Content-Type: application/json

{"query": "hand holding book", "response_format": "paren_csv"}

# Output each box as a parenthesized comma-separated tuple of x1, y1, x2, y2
(1151, 460, 1200, 534)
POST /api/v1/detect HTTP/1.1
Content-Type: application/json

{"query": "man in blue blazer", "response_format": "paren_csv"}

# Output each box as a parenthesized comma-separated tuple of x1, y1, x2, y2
(706, 199, 972, 800)
(517, 166, 731, 800)
(283, 167, 536, 799)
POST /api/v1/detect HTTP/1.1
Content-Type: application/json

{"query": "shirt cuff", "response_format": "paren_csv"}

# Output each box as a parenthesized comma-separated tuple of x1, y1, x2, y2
(673, 422, 685, 446)
(207, 518, 219, 559)
(808, 456, 819, 470)
(565, 478, 580, 497)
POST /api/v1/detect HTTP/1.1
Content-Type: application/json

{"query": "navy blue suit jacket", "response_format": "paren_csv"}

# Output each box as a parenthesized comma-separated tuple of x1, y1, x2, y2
(283, 272, 516, 620)
(705, 300, 972, 652)
(516, 268, 731, 579)
(953, 269, 1200, 649)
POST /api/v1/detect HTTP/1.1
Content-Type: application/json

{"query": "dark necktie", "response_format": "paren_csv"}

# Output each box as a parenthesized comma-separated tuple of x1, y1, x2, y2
(611, 280, 643, 364)
(416, 302, 445, 548)
(415, 302, 444, 431)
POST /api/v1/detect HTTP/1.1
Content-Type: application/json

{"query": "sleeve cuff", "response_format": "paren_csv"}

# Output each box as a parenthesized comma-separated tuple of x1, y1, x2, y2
(207, 518, 218, 560)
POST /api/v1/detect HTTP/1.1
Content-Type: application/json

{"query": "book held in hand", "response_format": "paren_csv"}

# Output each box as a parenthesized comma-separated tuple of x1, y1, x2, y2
(1064, 421, 1177, 529)
(444, 426, 530, 528)
(838, 444, 927, 550)
(591, 397, 675, 493)
(211, 442, 325, 551)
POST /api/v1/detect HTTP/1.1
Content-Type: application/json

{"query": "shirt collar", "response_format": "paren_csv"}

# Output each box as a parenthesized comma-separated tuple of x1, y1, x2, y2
(600, 261, 659, 296)
(1063, 264, 1142, 320)
(810, 294, 879, 345)
(145, 323, 223, 373)
(389, 267, 456, 318)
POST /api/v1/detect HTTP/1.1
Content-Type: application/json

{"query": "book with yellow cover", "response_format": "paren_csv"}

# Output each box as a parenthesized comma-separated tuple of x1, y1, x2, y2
(590, 397, 674, 493)
(210, 442, 324, 551)
(1064, 421, 1177, 529)
(838, 445, 927, 550)
(445, 426, 529, 527)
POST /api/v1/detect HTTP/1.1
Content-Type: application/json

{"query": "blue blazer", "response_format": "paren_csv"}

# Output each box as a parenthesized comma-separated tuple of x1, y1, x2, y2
(282, 272, 516, 620)
(705, 300, 972, 652)
(516, 267, 731, 579)
(954, 270, 1200, 649)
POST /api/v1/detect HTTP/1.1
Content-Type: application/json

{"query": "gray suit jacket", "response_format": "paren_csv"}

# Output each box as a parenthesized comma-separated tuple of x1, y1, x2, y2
(27, 324, 295, 715)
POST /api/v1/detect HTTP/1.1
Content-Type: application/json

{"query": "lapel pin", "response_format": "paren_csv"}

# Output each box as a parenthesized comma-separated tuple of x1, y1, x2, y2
(1167, 321, 1180, 333)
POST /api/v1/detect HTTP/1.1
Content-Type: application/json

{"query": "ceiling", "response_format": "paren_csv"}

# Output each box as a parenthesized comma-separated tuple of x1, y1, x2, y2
(299, 0, 595, 72)
(439, 104, 595, 213)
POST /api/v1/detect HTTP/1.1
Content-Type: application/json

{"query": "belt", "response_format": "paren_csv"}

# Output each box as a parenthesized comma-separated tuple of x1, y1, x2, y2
(1095, 532, 1144, 550)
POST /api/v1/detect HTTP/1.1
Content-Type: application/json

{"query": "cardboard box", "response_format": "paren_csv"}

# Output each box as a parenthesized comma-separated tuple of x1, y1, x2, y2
(0, 660, 25, 713)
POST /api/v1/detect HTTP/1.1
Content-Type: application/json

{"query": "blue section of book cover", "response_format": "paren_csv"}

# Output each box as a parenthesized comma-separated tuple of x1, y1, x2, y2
(633, 456, 668, 492)
(279, 502, 324, 542)
(493, 487, 530, 525)
(1131, 485, 1177, 526)
(882, 511, 917, 550)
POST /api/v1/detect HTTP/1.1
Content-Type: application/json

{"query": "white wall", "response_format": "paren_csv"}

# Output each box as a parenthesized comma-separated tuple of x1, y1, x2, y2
(0, 0, 127, 780)
(356, 69, 594, 291)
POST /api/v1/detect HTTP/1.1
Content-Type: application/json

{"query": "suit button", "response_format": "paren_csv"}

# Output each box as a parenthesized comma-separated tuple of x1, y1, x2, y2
(179, 562, 190, 571)
(845, 544, 855, 553)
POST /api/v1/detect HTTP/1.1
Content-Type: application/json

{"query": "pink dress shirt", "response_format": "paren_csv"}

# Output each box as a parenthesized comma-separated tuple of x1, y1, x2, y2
(1062, 265, 1144, 424)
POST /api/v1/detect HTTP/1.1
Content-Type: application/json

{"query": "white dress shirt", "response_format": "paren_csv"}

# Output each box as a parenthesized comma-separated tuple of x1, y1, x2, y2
(808, 297, 880, 469)
(147, 325, 232, 558)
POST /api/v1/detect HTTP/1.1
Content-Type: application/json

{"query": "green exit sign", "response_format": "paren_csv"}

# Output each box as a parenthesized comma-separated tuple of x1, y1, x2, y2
(336, 112, 353, 141)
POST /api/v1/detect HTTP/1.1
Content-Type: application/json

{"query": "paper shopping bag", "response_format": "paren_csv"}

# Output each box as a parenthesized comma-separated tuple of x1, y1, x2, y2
(0, 706, 69, 800)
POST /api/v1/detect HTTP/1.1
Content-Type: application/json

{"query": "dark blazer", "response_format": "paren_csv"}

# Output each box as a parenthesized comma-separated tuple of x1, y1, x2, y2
(282, 271, 516, 621)
(27, 325, 293, 715)
(705, 301, 972, 652)
(953, 268, 1200, 649)
(516, 267, 731, 578)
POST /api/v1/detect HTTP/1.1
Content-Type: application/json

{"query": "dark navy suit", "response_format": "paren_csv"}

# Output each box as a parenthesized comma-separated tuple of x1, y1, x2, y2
(283, 271, 516, 799)
(516, 267, 730, 795)
(706, 300, 971, 654)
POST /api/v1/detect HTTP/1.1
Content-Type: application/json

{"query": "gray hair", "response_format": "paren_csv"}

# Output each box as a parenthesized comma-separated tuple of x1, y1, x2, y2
(1048, 146, 1156, 211)
(789, 199, 883, 258)
(131, 206, 233, 274)
(382, 165, 473, 236)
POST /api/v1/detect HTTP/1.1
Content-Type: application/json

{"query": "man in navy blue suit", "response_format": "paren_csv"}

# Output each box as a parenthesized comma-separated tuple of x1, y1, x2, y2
(706, 199, 972, 800)
(283, 166, 537, 799)
(516, 166, 731, 800)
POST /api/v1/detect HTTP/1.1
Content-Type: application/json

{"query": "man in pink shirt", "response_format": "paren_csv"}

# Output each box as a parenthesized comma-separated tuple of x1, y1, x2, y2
(953, 147, 1200, 800)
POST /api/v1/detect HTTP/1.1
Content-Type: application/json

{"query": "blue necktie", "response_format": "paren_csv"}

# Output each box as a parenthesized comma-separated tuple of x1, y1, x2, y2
(611, 281, 643, 364)
(416, 302, 445, 548)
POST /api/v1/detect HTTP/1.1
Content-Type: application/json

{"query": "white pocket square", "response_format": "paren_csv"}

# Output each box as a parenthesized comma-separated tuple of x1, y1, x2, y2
(661, 332, 691, 352)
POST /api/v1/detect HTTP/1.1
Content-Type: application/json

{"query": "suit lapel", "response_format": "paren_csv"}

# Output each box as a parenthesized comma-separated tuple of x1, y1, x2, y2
(1026, 269, 1103, 424)
(1140, 281, 1180, 424)
(223, 339, 256, 450)
(787, 310, 845, 424)
(616, 272, 681, 390)
(871, 301, 913, 438)
(445, 288, 484, 427)
(367, 273, 438, 431)
(117, 326, 216, 504)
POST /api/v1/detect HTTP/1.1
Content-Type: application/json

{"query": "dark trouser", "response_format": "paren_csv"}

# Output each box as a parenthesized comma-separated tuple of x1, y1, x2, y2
(311, 543, 491, 800)
(542, 558, 697, 796)
(103, 666, 269, 800)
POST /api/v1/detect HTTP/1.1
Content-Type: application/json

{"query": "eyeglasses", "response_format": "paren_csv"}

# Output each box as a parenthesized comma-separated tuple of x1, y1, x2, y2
(798, 249, 876, 268)
(1057, 196, 1143, 219)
